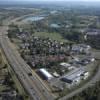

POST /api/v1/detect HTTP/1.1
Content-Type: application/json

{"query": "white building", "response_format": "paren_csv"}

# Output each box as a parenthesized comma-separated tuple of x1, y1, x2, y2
(60, 63, 71, 68)
(60, 62, 75, 70)
(53, 72, 60, 78)
(39, 68, 53, 80)
(72, 44, 91, 54)
(83, 72, 89, 79)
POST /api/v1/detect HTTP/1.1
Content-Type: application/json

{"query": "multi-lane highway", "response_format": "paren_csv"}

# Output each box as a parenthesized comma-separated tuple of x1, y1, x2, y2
(0, 15, 100, 100)
(0, 26, 55, 100)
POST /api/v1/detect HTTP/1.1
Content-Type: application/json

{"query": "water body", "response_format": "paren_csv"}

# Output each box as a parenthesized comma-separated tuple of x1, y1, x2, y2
(50, 24, 60, 28)
(24, 16, 45, 22)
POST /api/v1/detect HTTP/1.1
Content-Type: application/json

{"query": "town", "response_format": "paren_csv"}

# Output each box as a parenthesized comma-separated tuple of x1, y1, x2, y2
(8, 26, 96, 98)
(0, 0, 100, 100)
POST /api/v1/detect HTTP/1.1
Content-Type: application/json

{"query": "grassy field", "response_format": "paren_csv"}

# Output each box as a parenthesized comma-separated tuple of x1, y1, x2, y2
(33, 32, 68, 42)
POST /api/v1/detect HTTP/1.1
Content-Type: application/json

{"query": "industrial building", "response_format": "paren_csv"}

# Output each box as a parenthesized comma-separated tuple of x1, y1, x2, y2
(72, 44, 91, 54)
(60, 62, 75, 70)
(77, 57, 95, 65)
(60, 63, 71, 68)
(61, 68, 89, 85)
(38, 68, 53, 80)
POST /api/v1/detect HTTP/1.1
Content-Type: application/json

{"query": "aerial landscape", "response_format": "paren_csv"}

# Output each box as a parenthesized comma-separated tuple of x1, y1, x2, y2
(0, 0, 100, 100)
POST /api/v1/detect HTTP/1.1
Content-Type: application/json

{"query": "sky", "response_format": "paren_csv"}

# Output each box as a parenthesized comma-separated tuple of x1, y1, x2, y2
(27, 0, 100, 1)
(0, 0, 100, 5)
(1, 0, 100, 2)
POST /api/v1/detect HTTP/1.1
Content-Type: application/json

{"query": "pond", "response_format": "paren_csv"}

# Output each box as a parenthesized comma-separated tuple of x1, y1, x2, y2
(50, 24, 60, 28)
(24, 16, 45, 22)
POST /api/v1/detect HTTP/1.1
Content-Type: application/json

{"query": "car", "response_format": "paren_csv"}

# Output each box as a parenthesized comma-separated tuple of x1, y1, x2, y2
(28, 73, 32, 76)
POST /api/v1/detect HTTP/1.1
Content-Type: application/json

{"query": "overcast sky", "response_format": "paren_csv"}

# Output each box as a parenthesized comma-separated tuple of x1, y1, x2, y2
(1, 0, 100, 5)
(30, 0, 99, 1)
(1, 0, 100, 2)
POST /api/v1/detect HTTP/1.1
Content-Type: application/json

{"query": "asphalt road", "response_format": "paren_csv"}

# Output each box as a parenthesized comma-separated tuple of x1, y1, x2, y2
(0, 15, 100, 100)
(0, 26, 55, 100)
(59, 52, 100, 100)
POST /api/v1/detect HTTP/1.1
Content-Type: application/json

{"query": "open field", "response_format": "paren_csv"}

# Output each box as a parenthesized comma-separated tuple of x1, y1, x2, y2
(33, 32, 68, 42)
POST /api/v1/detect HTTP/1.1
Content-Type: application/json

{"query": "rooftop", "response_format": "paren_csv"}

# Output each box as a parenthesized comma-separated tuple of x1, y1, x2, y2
(39, 68, 53, 78)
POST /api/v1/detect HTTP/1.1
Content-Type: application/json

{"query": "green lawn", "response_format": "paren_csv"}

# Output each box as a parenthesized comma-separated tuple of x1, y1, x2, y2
(0, 85, 10, 92)
(33, 32, 68, 42)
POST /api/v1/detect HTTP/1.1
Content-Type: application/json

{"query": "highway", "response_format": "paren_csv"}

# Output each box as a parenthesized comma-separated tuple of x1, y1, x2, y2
(0, 15, 100, 100)
(0, 26, 55, 100)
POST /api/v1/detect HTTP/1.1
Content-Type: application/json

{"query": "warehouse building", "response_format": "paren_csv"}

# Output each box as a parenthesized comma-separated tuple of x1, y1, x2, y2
(60, 62, 75, 70)
(61, 68, 88, 85)
(38, 68, 53, 80)
(72, 44, 91, 54)
(60, 63, 71, 68)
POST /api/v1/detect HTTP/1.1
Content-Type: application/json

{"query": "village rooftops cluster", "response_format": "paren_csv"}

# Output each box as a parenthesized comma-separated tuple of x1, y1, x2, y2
(11, 31, 96, 89)
(16, 32, 71, 69)
(86, 29, 100, 35)
(17, 33, 70, 55)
